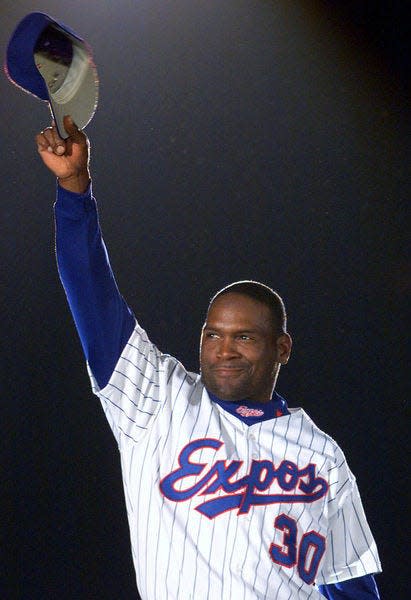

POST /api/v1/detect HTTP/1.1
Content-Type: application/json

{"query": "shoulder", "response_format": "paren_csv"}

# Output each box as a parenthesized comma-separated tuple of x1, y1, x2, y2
(286, 407, 345, 460)
(122, 323, 200, 386)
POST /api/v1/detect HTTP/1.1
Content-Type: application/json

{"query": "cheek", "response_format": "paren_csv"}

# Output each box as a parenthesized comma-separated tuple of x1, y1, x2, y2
(253, 349, 277, 375)
(199, 342, 212, 366)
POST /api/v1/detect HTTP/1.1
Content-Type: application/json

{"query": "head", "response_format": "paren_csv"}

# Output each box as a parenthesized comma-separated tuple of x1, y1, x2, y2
(200, 281, 292, 403)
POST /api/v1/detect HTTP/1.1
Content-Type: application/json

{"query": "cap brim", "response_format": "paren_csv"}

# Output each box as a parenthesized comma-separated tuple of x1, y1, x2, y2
(44, 36, 98, 138)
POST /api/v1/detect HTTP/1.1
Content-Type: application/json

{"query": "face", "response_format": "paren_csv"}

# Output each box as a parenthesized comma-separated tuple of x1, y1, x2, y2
(200, 293, 292, 403)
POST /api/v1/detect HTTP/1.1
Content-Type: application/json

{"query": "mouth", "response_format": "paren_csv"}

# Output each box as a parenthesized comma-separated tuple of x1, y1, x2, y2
(211, 366, 246, 377)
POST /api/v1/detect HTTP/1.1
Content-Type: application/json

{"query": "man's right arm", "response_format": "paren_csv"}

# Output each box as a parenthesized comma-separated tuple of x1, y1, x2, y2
(37, 117, 135, 388)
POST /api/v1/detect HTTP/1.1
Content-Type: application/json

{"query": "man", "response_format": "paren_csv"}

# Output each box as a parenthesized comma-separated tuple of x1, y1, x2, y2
(36, 116, 381, 599)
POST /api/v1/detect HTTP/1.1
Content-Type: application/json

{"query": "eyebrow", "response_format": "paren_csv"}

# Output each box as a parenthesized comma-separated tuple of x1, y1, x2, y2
(203, 325, 263, 334)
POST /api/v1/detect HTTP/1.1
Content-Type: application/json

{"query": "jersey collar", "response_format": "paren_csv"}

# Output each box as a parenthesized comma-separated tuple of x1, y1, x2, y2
(207, 390, 289, 425)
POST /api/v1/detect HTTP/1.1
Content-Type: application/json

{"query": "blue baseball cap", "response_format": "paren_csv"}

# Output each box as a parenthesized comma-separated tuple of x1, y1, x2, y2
(5, 12, 98, 138)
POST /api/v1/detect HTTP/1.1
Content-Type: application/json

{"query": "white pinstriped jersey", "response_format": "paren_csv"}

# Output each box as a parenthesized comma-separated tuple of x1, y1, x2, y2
(89, 322, 381, 600)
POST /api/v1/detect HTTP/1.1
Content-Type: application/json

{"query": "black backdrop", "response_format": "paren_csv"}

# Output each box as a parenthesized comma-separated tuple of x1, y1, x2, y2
(1, 1, 409, 598)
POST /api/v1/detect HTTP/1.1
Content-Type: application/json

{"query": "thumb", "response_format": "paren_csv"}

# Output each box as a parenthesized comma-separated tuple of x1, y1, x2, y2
(63, 115, 83, 140)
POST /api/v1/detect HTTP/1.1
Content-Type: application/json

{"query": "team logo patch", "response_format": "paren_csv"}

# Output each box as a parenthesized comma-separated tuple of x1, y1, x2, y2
(236, 405, 264, 417)
(160, 438, 328, 519)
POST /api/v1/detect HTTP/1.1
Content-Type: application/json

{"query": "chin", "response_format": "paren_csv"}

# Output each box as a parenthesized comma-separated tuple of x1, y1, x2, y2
(201, 373, 248, 402)
(209, 384, 246, 402)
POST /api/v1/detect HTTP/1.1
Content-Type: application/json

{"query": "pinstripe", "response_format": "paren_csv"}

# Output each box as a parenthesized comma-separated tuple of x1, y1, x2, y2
(261, 419, 278, 599)
(252, 503, 266, 594)
(205, 410, 225, 600)
(142, 435, 163, 600)
(125, 340, 161, 371)
(106, 381, 159, 413)
(154, 374, 194, 600)
(166, 360, 178, 384)
(169, 389, 205, 598)
(328, 529, 337, 580)
(112, 367, 160, 395)
(336, 477, 350, 496)
(91, 326, 381, 599)
(267, 418, 286, 600)
(293, 413, 306, 489)
(159, 373, 189, 456)
(308, 424, 315, 449)
(345, 508, 367, 572)
(227, 425, 241, 599)
(219, 497, 233, 600)
(296, 502, 315, 599)
(100, 388, 151, 424)
(115, 356, 161, 386)
(341, 510, 354, 578)
(240, 482, 255, 600)
(320, 433, 328, 454)
(117, 424, 146, 443)
(135, 439, 151, 599)
(230, 423, 250, 594)
(285, 577, 293, 600)
(121, 444, 136, 524)
(205, 510, 217, 600)
(239, 428, 254, 587)
(352, 501, 380, 564)
(190, 407, 217, 599)
(263, 560, 275, 600)
(175, 496, 201, 598)
(252, 423, 267, 596)
(296, 412, 304, 445)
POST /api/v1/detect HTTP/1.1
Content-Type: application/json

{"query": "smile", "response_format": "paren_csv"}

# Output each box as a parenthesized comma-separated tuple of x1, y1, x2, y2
(212, 366, 246, 376)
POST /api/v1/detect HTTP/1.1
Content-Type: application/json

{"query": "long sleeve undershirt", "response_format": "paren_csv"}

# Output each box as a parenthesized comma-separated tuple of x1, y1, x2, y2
(54, 183, 380, 600)
(55, 183, 135, 389)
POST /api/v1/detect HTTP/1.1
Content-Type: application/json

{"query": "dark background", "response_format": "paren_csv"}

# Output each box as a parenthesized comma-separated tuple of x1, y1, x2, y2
(1, 1, 409, 598)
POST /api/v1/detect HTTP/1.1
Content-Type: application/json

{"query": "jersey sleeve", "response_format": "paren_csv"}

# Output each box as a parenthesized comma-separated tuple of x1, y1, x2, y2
(88, 322, 198, 446)
(316, 446, 382, 585)
(54, 183, 135, 389)
(318, 573, 380, 599)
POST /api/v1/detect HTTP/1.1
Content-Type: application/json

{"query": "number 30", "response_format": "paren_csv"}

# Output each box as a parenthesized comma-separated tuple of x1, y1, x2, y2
(269, 514, 326, 585)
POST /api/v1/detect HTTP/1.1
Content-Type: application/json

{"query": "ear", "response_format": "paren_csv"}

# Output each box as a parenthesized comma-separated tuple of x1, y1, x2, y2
(276, 333, 292, 365)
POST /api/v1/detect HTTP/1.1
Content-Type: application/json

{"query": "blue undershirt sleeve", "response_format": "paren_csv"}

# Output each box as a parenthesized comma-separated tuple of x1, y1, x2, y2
(54, 182, 135, 389)
(318, 574, 380, 599)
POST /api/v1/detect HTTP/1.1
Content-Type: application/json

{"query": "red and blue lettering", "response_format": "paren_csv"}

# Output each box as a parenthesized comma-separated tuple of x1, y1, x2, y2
(160, 438, 328, 518)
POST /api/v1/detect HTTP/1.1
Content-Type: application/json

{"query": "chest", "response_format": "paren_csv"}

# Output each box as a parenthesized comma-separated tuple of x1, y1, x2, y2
(124, 394, 330, 525)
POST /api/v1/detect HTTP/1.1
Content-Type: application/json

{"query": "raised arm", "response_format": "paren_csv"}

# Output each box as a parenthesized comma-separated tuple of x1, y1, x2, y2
(36, 116, 135, 389)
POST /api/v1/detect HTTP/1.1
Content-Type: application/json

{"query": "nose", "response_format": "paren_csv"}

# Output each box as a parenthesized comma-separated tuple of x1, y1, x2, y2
(216, 336, 240, 359)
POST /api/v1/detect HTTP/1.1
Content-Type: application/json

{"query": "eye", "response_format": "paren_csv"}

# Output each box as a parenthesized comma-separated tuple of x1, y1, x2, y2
(205, 331, 219, 339)
(238, 334, 252, 341)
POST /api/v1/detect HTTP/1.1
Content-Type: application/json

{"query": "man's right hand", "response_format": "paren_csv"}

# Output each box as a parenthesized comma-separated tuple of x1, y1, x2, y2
(36, 115, 91, 194)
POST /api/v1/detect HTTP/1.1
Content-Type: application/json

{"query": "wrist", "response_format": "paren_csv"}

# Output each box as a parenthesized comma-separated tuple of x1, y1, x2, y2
(58, 169, 91, 194)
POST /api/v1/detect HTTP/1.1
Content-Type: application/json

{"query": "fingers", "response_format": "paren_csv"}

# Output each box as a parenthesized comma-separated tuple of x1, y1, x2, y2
(62, 115, 82, 139)
(36, 115, 87, 156)
(62, 115, 90, 157)
(36, 123, 66, 155)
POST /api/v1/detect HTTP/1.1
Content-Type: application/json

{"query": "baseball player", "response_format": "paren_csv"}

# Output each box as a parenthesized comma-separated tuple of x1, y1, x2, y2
(36, 117, 382, 599)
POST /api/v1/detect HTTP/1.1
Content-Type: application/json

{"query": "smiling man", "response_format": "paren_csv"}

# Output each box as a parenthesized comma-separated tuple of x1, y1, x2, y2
(200, 283, 292, 403)
(35, 117, 382, 599)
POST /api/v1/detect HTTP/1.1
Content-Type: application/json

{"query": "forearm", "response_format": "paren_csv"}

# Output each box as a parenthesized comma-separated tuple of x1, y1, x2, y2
(55, 182, 135, 388)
